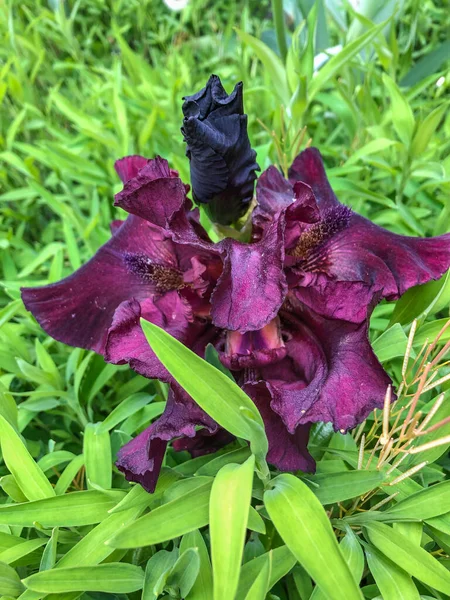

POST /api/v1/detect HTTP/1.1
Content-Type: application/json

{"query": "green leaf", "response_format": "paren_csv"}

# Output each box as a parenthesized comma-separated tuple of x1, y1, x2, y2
(365, 545, 420, 600)
(96, 393, 154, 434)
(0, 538, 46, 565)
(390, 271, 450, 326)
(83, 423, 112, 490)
(0, 561, 24, 597)
(243, 553, 271, 600)
(106, 482, 212, 548)
(236, 546, 297, 598)
(412, 103, 448, 157)
(382, 74, 415, 147)
(142, 550, 178, 600)
(0, 414, 55, 501)
(308, 470, 385, 504)
(308, 19, 388, 101)
(196, 447, 252, 477)
(180, 530, 213, 600)
(401, 41, 450, 86)
(166, 548, 200, 599)
(23, 563, 144, 593)
(264, 474, 362, 600)
(345, 138, 398, 166)
(0, 490, 126, 527)
(57, 506, 144, 568)
(310, 529, 364, 600)
(387, 480, 450, 520)
(140, 320, 268, 478)
(365, 522, 450, 594)
(210, 456, 255, 600)
(372, 324, 411, 363)
(236, 30, 289, 104)
(39, 528, 58, 571)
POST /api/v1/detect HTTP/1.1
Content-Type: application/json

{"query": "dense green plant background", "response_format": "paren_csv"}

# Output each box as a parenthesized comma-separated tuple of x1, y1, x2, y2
(0, 1, 450, 599)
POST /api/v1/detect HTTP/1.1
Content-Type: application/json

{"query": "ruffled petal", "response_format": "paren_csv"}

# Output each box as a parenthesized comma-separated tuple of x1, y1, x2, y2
(262, 305, 391, 433)
(114, 156, 188, 229)
(288, 147, 450, 314)
(172, 428, 234, 456)
(114, 155, 149, 184)
(104, 295, 190, 380)
(116, 388, 219, 492)
(211, 217, 287, 332)
(320, 214, 450, 302)
(21, 216, 172, 354)
(244, 381, 315, 473)
(288, 147, 339, 210)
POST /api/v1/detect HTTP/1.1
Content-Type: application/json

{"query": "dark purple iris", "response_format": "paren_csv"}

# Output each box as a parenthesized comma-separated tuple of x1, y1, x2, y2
(181, 75, 260, 226)
(21, 79, 450, 493)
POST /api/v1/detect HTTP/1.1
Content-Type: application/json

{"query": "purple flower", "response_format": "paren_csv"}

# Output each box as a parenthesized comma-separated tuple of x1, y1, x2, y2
(20, 95, 450, 493)
(279, 148, 450, 324)
(181, 75, 260, 225)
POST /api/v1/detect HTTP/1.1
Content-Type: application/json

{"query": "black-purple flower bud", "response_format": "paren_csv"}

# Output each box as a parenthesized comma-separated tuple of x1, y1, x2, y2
(181, 75, 260, 226)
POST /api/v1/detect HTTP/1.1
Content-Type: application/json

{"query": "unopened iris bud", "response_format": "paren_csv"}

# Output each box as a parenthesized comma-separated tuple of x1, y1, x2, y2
(181, 74, 259, 226)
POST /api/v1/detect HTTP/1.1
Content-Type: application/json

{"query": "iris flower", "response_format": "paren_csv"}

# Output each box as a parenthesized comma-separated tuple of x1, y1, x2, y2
(21, 77, 450, 492)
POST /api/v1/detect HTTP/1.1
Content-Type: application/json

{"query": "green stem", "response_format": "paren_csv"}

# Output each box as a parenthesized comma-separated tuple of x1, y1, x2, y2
(272, 0, 288, 63)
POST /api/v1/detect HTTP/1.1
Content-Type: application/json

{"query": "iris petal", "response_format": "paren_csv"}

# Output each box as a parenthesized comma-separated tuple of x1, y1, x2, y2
(211, 216, 287, 332)
(288, 147, 450, 320)
(21, 216, 169, 353)
(262, 303, 392, 433)
(116, 387, 219, 492)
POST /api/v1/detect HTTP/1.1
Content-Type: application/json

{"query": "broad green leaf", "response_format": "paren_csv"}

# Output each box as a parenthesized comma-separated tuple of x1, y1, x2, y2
(57, 506, 144, 568)
(401, 41, 450, 86)
(382, 74, 415, 146)
(23, 563, 144, 593)
(180, 530, 213, 600)
(372, 324, 410, 363)
(140, 320, 268, 478)
(0, 414, 55, 501)
(388, 481, 450, 520)
(196, 447, 252, 477)
(166, 548, 200, 599)
(109, 468, 180, 513)
(236, 30, 289, 104)
(39, 528, 58, 571)
(0, 490, 126, 527)
(107, 482, 212, 548)
(97, 393, 154, 433)
(264, 474, 362, 600)
(310, 529, 364, 600)
(390, 270, 450, 326)
(0, 561, 24, 597)
(308, 470, 385, 504)
(365, 545, 420, 600)
(412, 103, 448, 157)
(243, 553, 271, 600)
(83, 423, 112, 490)
(236, 546, 297, 598)
(308, 19, 388, 101)
(54, 455, 85, 496)
(142, 549, 178, 600)
(0, 538, 46, 565)
(210, 456, 255, 600)
(365, 522, 450, 594)
(0, 475, 28, 503)
(345, 138, 398, 166)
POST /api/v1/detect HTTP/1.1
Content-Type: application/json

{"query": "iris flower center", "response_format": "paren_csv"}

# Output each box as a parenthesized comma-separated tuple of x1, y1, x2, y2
(125, 253, 184, 292)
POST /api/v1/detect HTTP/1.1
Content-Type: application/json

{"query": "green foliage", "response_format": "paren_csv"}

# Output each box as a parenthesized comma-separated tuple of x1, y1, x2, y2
(0, 1, 449, 599)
